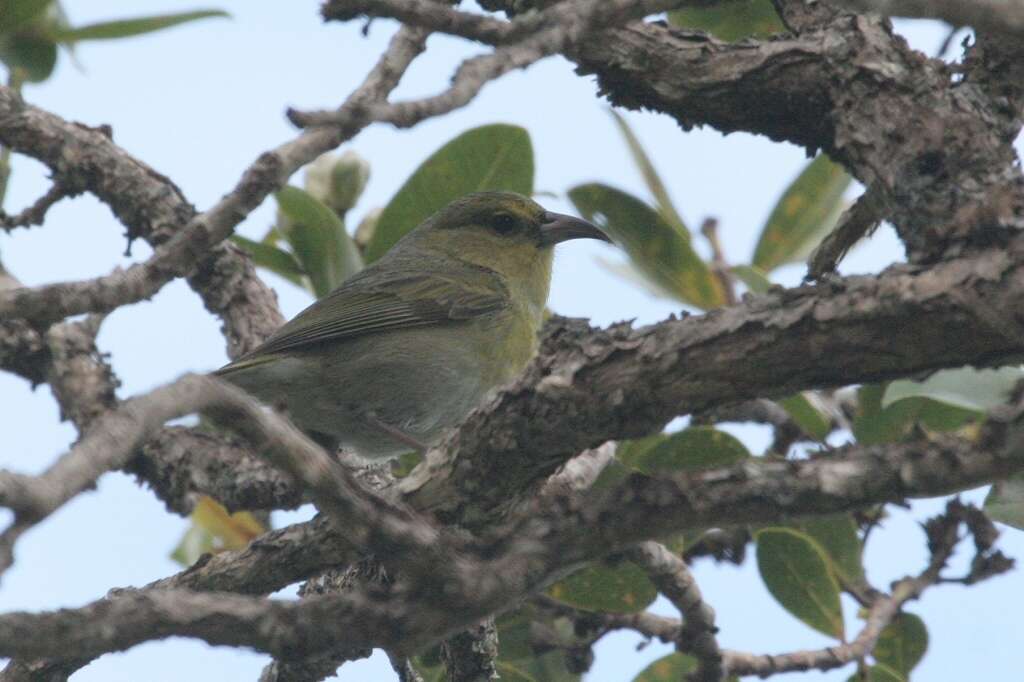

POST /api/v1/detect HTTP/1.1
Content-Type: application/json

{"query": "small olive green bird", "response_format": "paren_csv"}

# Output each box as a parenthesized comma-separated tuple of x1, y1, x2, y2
(216, 191, 608, 459)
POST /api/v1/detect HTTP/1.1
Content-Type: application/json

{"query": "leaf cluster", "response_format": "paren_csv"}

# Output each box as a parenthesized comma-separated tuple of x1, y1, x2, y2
(0, 1, 227, 84)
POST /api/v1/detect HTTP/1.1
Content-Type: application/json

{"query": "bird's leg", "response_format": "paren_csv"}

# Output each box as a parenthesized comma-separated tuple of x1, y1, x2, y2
(362, 411, 429, 453)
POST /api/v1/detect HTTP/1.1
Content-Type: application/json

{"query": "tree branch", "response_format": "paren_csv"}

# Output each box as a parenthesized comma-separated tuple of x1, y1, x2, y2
(0, 181, 75, 232)
(0, 454, 1016, 667)
(0, 374, 445, 580)
(629, 542, 723, 681)
(535, 594, 683, 643)
(830, 0, 1024, 36)
(0, 24, 432, 525)
(518, 1, 1024, 262)
(321, 0, 689, 45)
(442, 619, 499, 682)
(0, 88, 283, 359)
(322, 0, 514, 44)
(724, 500, 1012, 676)
(301, 0, 687, 130)
(399, 239, 1024, 523)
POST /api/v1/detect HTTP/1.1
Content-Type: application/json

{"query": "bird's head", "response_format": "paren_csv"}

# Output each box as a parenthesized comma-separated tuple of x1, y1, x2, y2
(427, 191, 608, 245)
(412, 191, 609, 276)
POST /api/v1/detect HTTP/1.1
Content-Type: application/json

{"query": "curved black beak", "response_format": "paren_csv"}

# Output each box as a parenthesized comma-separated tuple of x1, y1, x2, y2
(539, 211, 611, 246)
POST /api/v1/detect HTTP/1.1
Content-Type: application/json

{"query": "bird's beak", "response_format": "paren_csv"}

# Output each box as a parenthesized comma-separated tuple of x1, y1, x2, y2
(539, 211, 611, 246)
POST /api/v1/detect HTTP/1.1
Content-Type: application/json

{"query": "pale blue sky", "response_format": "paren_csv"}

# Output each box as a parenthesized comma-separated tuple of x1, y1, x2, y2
(1, 2, 1021, 680)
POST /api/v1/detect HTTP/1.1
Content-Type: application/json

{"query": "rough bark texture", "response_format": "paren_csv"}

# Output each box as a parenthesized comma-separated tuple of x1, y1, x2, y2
(567, 9, 1024, 262)
(2, 0, 1023, 680)
(402, 243, 1024, 522)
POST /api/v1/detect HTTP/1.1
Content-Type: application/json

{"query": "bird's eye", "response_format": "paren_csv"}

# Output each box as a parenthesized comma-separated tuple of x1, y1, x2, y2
(492, 213, 518, 233)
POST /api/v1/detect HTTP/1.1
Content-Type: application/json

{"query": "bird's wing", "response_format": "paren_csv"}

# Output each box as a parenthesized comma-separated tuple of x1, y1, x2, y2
(217, 265, 508, 374)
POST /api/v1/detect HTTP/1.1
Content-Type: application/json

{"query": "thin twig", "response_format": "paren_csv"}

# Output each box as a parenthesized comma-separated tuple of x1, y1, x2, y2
(297, 0, 686, 129)
(320, 0, 691, 47)
(723, 500, 1011, 677)
(0, 26, 429, 328)
(535, 594, 683, 642)
(0, 182, 75, 232)
(629, 542, 724, 681)
(807, 182, 886, 280)
(700, 217, 737, 306)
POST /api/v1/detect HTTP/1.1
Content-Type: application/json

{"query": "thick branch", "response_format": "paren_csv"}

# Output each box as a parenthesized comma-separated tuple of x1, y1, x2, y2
(0, 438, 1018, 665)
(129, 426, 303, 515)
(555, 5, 1024, 262)
(400, 239, 1024, 522)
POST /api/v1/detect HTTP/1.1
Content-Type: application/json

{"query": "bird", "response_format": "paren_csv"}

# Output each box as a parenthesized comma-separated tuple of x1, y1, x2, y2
(215, 191, 609, 459)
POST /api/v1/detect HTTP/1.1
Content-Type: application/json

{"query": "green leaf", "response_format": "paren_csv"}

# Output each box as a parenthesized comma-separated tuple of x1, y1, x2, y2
(409, 647, 446, 682)
(874, 612, 928, 678)
(547, 560, 657, 613)
(608, 109, 688, 238)
(778, 392, 831, 442)
(261, 225, 285, 246)
(230, 235, 305, 287)
(275, 185, 363, 298)
(633, 653, 697, 681)
(497, 609, 581, 682)
(588, 454, 635, 492)
(619, 427, 749, 475)
(730, 264, 772, 293)
(882, 365, 1024, 413)
(753, 154, 852, 272)
(669, 0, 784, 41)
(569, 183, 726, 309)
(365, 124, 534, 262)
(0, 0, 52, 34)
(0, 29, 57, 81)
(848, 663, 908, 682)
(495, 610, 536, 661)
(791, 515, 865, 585)
(389, 450, 423, 479)
(613, 431, 743, 552)
(495, 662, 539, 682)
(634, 653, 739, 682)
(853, 384, 978, 446)
(614, 433, 666, 464)
(51, 9, 228, 42)
(756, 527, 845, 638)
(984, 472, 1024, 530)
(511, 652, 579, 682)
